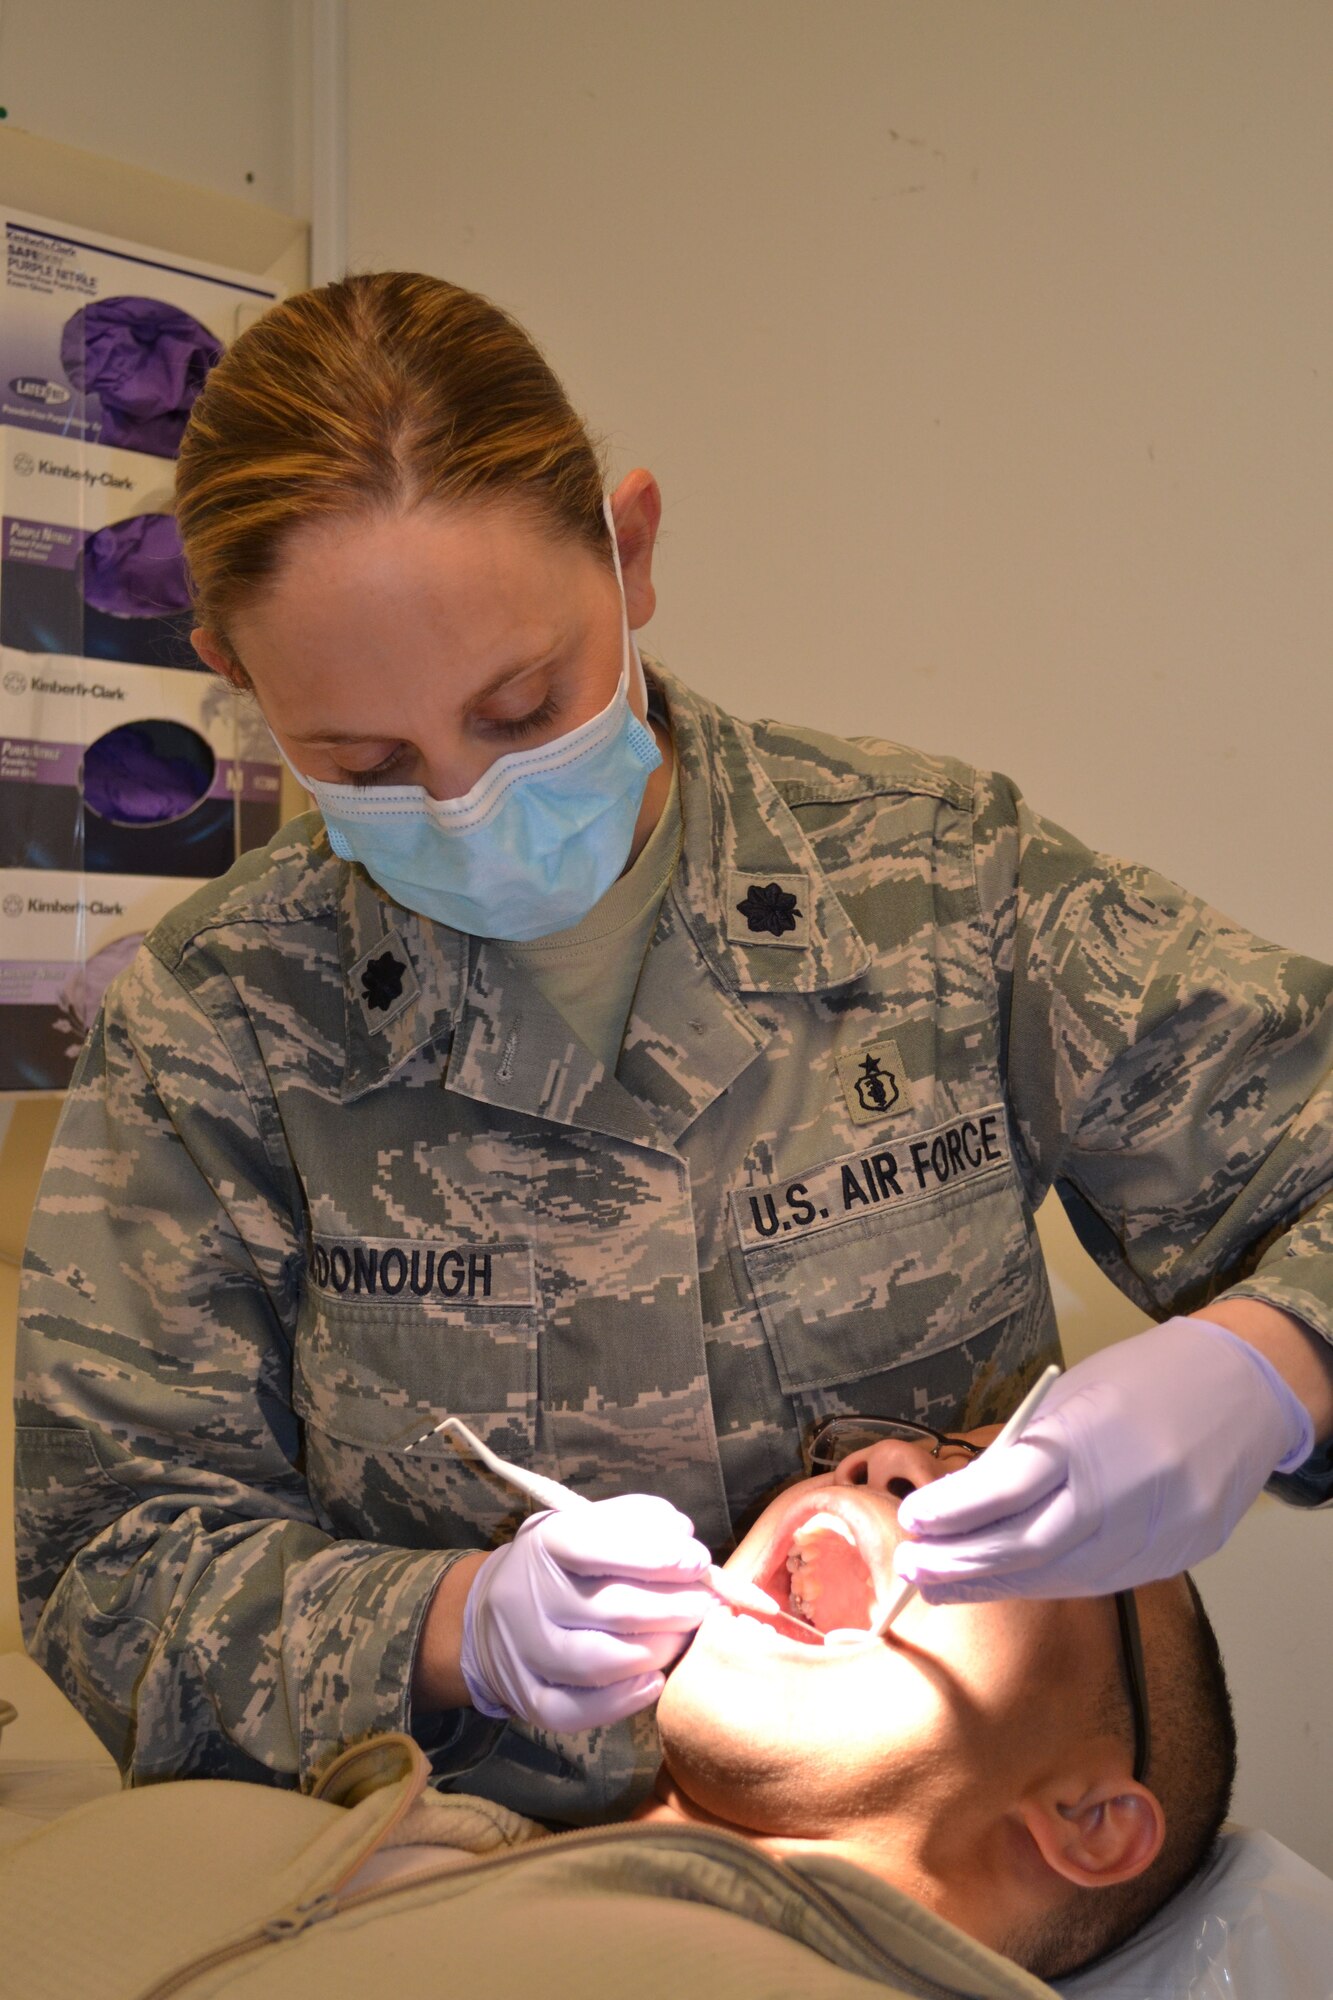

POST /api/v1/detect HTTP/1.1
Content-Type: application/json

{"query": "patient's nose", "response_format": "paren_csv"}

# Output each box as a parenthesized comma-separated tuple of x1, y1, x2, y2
(831, 1439, 947, 1499)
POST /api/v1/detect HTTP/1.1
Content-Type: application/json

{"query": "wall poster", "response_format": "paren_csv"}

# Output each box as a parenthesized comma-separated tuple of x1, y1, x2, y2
(0, 205, 284, 1093)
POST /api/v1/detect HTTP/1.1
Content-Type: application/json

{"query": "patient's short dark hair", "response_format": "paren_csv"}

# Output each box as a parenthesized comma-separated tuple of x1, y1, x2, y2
(1007, 1574, 1236, 1982)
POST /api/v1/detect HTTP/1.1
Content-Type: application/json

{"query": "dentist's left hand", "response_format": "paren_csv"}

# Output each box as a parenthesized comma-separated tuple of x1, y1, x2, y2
(458, 1495, 716, 1733)
(891, 1317, 1314, 1602)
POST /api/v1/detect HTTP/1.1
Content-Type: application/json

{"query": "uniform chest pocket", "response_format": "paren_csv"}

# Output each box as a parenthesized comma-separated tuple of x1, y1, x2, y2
(732, 1112, 1041, 1397)
(293, 1234, 541, 1545)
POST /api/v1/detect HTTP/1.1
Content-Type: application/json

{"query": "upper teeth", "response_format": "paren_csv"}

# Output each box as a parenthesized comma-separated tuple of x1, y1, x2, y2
(787, 1512, 858, 1618)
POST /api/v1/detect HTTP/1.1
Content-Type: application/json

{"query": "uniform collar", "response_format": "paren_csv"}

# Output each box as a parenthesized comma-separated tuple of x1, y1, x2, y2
(336, 855, 468, 1101)
(649, 664, 869, 994)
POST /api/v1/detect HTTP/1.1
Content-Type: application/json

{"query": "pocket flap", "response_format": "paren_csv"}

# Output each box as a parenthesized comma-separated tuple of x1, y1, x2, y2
(734, 1115, 1037, 1396)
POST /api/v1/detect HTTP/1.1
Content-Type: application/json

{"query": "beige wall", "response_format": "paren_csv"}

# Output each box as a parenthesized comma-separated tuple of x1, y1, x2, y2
(1, 0, 1329, 1871)
(342, 0, 1332, 1866)
(348, 0, 1329, 954)
(0, 0, 310, 215)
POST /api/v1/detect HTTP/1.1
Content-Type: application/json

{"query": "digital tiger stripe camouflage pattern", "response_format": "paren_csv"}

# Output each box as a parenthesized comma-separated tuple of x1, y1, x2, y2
(15, 666, 1333, 1821)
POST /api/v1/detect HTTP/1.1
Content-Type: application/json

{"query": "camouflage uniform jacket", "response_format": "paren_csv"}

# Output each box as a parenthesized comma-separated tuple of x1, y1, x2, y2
(15, 666, 1333, 1820)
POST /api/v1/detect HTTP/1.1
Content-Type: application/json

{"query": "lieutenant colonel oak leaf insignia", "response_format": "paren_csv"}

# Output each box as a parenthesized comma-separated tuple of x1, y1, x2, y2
(349, 927, 420, 1034)
(737, 881, 801, 937)
(361, 950, 407, 1013)
(725, 870, 811, 951)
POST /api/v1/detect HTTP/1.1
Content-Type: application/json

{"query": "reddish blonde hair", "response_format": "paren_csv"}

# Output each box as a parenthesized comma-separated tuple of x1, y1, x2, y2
(175, 271, 607, 651)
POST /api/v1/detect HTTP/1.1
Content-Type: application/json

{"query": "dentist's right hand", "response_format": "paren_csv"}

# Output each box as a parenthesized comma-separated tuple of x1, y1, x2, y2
(456, 1494, 716, 1733)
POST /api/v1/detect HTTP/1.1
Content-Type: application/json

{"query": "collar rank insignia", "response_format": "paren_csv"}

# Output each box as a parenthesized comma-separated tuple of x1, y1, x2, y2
(725, 870, 811, 950)
(837, 1037, 913, 1126)
(350, 927, 419, 1032)
(362, 952, 405, 1011)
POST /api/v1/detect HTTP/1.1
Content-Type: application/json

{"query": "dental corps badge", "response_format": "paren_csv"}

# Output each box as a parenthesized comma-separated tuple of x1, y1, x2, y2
(837, 1038, 911, 1126)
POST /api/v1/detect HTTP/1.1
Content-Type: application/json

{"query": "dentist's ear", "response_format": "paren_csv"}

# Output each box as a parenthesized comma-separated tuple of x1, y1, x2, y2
(1021, 1777, 1166, 1890)
(608, 470, 661, 631)
(191, 627, 250, 689)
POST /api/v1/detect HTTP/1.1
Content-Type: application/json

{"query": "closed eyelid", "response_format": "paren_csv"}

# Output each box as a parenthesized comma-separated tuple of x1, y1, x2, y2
(330, 695, 564, 787)
(463, 656, 559, 721)
(478, 689, 561, 739)
(342, 746, 412, 786)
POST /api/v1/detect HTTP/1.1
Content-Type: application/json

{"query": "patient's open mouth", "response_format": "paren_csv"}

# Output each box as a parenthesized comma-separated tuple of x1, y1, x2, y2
(782, 1512, 877, 1632)
(715, 1488, 895, 1650)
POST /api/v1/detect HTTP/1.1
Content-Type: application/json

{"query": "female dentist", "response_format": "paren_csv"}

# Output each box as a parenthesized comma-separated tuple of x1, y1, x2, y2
(15, 272, 1332, 1821)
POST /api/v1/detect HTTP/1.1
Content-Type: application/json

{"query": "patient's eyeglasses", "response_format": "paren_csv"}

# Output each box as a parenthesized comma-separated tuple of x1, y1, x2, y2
(802, 1413, 1151, 1784)
(804, 1415, 984, 1475)
(1116, 1586, 1151, 1785)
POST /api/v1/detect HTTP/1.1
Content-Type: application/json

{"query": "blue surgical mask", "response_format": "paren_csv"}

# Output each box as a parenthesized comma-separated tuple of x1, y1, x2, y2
(288, 503, 662, 942)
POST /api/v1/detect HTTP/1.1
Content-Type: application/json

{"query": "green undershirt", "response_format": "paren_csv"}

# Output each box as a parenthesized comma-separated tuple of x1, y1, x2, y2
(503, 766, 684, 1075)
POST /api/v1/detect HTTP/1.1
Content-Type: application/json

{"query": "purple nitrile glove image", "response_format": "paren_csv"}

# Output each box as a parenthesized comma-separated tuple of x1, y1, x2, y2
(81, 513, 192, 619)
(58, 933, 145, 1035)
(81, 719, 216, 826)
(894, 1316, 1315, 1602)
(460, 1492, 716, 1733)
(60, 296, 223, 457)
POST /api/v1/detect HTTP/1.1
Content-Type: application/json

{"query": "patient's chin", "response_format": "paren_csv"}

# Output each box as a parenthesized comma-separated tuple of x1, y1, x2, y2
(657, 1643, 848, 1837)
(656, 1707, 808, 1835)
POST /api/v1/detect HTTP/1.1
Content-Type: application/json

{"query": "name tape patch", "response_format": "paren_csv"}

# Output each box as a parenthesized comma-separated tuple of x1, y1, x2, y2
(732, 1106, 1011, 1250)
(309, 1236, 535, 1306)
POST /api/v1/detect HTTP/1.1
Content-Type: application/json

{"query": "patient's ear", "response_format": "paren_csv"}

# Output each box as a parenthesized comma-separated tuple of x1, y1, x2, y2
(1020, 1778, 1165, 1890)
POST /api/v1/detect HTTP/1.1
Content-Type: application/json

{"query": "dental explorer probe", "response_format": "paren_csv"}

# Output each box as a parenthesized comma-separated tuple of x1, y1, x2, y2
(838, 1361, 1062, 1648)
(412, 1415, 820, 1642)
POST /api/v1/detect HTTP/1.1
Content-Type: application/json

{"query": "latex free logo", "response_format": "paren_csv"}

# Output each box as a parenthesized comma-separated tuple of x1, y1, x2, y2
(3, 670, 28, 695)
(11, 451, 35, 476)
(9, 377, 70, 407)
(2, 895, 23, 919)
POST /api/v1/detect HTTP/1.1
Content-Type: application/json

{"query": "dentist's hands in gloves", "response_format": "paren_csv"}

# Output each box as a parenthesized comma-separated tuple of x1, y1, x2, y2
(894, 1317, 1315, 1602)
(460, 1493, 715, 1732)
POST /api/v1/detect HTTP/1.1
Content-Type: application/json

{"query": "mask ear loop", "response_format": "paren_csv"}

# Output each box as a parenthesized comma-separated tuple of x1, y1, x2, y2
(602, 497, 651, 719)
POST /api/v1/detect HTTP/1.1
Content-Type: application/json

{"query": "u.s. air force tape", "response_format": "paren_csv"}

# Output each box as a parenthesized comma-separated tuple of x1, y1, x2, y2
(308, 1237, 535, 1306)
(731, 1106, 1011, 1250)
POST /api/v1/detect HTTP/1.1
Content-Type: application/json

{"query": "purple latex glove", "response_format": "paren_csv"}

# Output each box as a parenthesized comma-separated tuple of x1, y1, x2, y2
(895, 1317, 1315, 1601)
(60, 296, 223, 457)
(460, 1493, 715, 1733)
(81, 513, 192, 618)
